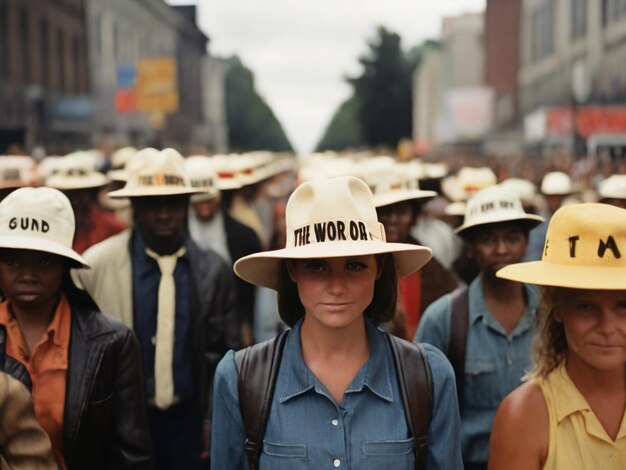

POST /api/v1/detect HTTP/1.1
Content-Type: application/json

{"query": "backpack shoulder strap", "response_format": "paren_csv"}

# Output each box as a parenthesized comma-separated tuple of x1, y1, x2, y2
(386, 333, 433, 470)
(235, 329, 289, 470)
(447, 285, 469, 410)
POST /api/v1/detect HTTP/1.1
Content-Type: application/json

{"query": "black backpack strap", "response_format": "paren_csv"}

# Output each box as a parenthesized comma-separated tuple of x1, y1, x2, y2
(447, 285, 469, 412)
(234, 329, 289, 470)
(0, 325, 31, 391)
(386, 334, 433, 470)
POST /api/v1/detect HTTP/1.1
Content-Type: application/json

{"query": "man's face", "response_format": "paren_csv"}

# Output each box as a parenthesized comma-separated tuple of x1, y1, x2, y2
(132, 195, 189, 251)
(467, 222, 528, 278)
(191, 196, 222, 222)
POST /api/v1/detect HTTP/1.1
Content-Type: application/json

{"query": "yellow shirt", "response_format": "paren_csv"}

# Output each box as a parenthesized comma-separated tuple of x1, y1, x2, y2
(538, 363, 626, 470)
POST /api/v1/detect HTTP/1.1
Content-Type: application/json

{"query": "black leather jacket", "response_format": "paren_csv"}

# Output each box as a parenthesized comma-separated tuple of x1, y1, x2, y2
(0, 301, 154, 470)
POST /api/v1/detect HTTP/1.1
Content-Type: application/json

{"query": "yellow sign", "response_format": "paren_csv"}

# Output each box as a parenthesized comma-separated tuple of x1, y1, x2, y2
(136, 58, 179, 113)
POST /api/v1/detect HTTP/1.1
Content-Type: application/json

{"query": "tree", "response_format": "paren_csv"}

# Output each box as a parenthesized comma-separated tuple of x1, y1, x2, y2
(349, 26, 413, 149)
(315, 95, 363, 152)
(225, 56, 293, 152)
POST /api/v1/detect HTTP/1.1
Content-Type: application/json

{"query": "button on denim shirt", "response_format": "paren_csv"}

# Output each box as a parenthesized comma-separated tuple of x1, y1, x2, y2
(415, 275, 538, 465)
(211, 317, 463, 469)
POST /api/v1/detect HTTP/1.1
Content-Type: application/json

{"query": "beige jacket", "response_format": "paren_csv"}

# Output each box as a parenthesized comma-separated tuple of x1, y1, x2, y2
(71, 230, 135, 327)
(0, 372, 57, 470)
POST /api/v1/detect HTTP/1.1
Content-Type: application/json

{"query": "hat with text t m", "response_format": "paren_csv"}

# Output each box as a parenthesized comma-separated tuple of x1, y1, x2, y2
(497, 203, 626, 289)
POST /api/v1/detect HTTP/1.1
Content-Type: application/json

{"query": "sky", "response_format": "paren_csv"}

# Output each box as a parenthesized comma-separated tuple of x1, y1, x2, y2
(167, 0, 486, 154)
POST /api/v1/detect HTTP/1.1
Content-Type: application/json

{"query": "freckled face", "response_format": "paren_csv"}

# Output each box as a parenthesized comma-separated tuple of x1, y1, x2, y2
(288, 255, 380, 330)
(555, 289, 626, 373)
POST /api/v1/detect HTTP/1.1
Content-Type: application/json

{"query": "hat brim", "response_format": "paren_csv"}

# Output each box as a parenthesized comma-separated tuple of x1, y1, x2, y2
(46, 174, 110, 190)
(497, 262, 626, 290)
(107, 187, 203, 198)
(0, 235, 90, 269)
(373, 190, 437, 208)
(455, 214, 544, 236)
(234, 242, 432, 290)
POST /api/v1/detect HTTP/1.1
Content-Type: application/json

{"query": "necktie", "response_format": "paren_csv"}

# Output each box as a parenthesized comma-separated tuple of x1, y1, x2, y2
(146, 246, 186, 410)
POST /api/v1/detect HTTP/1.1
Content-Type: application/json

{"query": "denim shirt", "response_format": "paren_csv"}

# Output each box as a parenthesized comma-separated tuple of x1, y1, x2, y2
(415, 275, 538, 465)
(211, 318, 463, 469)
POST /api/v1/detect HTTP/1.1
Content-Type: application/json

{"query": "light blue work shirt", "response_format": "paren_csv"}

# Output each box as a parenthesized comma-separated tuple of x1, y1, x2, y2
(415, 275, 538, 466)
(211, 317, 463, 469)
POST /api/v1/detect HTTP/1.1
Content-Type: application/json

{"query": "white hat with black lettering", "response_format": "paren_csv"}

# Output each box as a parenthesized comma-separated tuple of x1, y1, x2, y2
(455, 185, 544, 237)
(0, 187, 89, 268)
(234, 176, 432, 290)
(107, 147, 204, 198)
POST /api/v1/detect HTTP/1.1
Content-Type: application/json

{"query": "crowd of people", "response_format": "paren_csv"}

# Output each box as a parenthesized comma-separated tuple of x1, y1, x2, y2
(0, 145, 623, 469)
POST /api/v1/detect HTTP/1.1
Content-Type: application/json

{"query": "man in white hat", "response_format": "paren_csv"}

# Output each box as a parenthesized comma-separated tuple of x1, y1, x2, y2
(185, 156, 264, 346)
(415, 185, 544, 470)
(72, 148, 240, 469)
(525, 171, 578, 261)
(369, 171, 459, 340)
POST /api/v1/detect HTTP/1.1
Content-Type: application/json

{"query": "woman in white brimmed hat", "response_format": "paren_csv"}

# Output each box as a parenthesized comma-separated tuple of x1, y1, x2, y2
(0, 187, 152, 468)
(368, 171, 459, 341)
(211, 175, 463, 469)
(489, 203, 626, 470)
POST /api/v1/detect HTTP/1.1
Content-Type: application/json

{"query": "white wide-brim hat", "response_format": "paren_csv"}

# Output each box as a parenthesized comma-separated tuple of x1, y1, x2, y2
(108, 148, 203, 198)
(497, 203, 626, 289)
(234, 176, 432, 290)
(455, 185, 544, 236)
(0, 187, 89, 268)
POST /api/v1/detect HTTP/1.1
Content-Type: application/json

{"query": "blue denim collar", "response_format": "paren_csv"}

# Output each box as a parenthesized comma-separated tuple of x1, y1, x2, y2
(278, 317, 393, 403)
(469, 275, 539, 335)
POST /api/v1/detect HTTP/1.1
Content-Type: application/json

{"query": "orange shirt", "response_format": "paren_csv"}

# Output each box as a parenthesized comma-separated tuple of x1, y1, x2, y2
(0, 294, 71, 469)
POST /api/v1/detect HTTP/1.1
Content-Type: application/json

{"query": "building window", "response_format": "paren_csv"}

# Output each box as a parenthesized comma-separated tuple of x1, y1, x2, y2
(532, 0, 555, 62)
(58, 30, 65, 94)
(571, 0, 587, 40)
(73, 36, 81, 94)
(40, 19, 49, 89)
(19, 7, 30, 83)
(0, 1, 8, 81)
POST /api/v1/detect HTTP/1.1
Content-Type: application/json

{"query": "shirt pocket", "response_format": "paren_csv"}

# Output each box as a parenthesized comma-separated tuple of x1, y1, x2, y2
(363, 437, 415, 469)
(260, 441, 308, 470)
(464, 359, 499, 407)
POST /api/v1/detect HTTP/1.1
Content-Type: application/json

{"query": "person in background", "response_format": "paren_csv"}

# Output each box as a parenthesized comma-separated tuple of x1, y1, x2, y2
(72, 148, 239, 469)
(0, 187, 152, 469)
(490, 203, 626, 470)
(369, 170, 459, 340)
(0, 371, 57, 469)
(212, 175, 462, 469)
(597, 174, 626, 210)
(45, 152, 126, 253)
(185, 155, 262, 346)
(415, 185, 543, 470)
(525, 171, 577, 261)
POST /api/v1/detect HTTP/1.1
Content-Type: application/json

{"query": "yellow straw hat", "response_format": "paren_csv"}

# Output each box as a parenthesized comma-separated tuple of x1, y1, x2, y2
(497, 203, 626, 289)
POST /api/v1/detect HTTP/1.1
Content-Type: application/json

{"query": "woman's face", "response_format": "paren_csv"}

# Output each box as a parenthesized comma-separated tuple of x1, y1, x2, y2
(376, 201, 416, 243)
(0, 249, 64, 310)
(555, 288, 626, 373)
(288, 255, 381, 330)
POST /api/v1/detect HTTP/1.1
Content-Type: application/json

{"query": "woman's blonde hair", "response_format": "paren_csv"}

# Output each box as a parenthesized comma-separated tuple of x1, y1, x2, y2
(527, 286, 569, 378)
